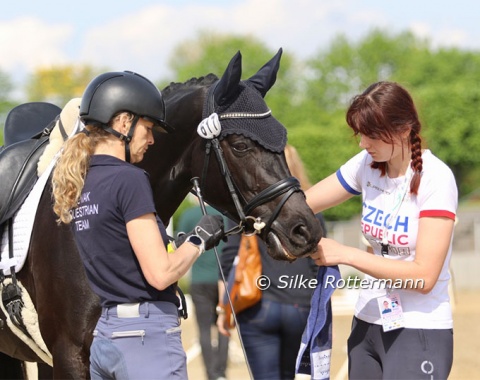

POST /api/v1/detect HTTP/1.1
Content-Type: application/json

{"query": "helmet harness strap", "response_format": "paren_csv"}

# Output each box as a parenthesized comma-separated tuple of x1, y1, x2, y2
(102, 115, 140, 163)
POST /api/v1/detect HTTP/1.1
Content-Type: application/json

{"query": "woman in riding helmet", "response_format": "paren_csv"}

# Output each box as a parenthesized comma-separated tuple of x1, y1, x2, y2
(52, 71, 224, 380)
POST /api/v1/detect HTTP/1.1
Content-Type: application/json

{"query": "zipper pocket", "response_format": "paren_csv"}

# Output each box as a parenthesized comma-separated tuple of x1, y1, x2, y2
(111, 329, 146, 343)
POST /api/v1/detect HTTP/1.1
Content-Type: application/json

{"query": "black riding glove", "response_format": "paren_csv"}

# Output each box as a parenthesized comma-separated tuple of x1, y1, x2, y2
(175, 214, 225, 251)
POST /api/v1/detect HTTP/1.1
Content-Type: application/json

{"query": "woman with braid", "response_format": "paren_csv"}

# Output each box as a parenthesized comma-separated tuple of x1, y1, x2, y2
(306, 81, 457, 379)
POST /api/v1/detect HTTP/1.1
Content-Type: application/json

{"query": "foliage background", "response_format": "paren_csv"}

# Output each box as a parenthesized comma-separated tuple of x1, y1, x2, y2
(1, 29, 479, 223)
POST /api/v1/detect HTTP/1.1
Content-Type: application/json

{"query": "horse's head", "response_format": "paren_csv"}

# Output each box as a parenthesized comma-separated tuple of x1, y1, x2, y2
(191, 49, 322, 261)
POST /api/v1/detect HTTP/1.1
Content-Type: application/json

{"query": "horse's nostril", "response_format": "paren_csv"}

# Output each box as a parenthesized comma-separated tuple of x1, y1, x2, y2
(292, 224, 310, 243)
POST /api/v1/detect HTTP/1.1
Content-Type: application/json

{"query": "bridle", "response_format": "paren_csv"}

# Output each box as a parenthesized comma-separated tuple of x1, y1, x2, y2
(195, 81, 303, 237)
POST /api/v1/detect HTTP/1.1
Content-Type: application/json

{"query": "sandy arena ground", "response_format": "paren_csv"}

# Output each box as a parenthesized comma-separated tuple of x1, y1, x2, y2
(184, 289, 480, 380)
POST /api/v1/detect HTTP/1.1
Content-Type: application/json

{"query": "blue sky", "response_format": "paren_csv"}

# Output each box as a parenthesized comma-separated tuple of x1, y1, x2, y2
(1, 0, 479, 98)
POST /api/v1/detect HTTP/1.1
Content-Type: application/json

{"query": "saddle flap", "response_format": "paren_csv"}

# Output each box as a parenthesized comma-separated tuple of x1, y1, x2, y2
(4, 102, 61, 146)
(0, 138, 49, 226)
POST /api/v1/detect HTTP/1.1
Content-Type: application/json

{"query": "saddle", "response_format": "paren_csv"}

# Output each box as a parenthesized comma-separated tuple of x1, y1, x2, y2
(0, 102, 61, 230)
(0, 102, 60, 337)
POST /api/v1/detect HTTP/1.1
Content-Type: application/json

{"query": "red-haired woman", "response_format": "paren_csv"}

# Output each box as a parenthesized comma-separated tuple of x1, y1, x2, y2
(307, 81, 457, 379)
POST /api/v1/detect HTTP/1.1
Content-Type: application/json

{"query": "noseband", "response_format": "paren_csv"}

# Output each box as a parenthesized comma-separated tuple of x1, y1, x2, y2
(196, 82, 303, 237)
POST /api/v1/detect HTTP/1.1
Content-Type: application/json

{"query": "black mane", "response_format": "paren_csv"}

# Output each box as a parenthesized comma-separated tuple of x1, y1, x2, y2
(162, 74, 218, 96)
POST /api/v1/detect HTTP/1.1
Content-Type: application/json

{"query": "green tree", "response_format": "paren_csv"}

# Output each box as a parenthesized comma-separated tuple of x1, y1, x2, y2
(25, 65, 102, 106)
(305, 29, 430, 112)
(288, 110, 361, 220)
(167, 31, 298, 128)
(398, 47, 480, 196)
(0, 70, 18, 145)
(169, 31, 289, 81)
(418, 83, 480, 196)
(304, 29, 480, 202)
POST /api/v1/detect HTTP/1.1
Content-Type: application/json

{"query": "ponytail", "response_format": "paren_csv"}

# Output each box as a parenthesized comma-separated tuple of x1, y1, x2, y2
(52, 127, 108, 224)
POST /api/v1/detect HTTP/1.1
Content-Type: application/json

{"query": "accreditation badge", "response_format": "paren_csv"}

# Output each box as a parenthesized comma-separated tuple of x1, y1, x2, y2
(377, 293, 405, 332)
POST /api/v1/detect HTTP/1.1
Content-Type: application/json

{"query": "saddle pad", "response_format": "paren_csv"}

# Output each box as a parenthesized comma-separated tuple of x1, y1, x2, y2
(0, 158, 57, 276)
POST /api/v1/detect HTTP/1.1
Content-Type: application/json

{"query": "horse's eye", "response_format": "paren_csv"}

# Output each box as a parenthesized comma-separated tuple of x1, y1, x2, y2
(232, 142, 249, 153)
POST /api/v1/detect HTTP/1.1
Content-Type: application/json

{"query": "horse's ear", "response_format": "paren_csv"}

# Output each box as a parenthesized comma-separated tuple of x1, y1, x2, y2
(246, 48, 283, 98)
(214, 51, 243, 106)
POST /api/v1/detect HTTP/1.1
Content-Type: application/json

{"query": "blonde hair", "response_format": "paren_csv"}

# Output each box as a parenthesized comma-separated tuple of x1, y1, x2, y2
(52, 126, 109, 224)
(284, 144, 312, 190)
(52, 112, 135, 224)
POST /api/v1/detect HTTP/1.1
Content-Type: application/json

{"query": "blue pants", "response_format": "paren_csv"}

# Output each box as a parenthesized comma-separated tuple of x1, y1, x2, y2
(191, 283, 229, 380)
(348, 317, 453, 379)
(90, 301, 187, 380)
(238, 299, 310, 380)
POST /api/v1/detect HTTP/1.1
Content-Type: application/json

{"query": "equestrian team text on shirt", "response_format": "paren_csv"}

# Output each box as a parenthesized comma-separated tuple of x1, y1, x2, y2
(71, 192, 99, 231)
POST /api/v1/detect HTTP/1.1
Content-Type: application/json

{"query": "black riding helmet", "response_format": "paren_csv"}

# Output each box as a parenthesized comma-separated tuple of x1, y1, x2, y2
(80, 71, 174, 162)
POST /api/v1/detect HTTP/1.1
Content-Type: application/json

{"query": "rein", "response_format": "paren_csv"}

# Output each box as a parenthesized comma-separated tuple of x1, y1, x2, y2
(196, 82, 302, 237)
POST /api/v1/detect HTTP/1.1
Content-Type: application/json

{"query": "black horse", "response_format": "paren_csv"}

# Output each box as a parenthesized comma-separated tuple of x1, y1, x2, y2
(0, 49, 322, 378)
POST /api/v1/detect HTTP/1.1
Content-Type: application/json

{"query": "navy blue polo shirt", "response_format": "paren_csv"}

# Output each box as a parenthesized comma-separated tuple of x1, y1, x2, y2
(71, 154, 179, 308)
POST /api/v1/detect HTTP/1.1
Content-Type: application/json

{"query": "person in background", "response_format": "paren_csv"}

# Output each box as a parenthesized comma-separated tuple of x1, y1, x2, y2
(306, 81, 457, 379)
(217, 144, 326, 380)
(177, 201, 229, 380)
(51, 71, 224, 379)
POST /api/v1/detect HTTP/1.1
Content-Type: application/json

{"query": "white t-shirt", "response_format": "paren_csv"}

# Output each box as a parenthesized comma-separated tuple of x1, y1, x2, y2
(337, 149, 458, 329)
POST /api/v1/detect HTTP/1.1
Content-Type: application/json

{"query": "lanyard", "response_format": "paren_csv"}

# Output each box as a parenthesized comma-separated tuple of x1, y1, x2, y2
(381, 164, 413, 255)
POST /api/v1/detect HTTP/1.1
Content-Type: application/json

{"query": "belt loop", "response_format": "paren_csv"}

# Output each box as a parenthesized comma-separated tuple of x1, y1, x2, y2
(145, 302, 150, 318)
(106, 307, 109, 320)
